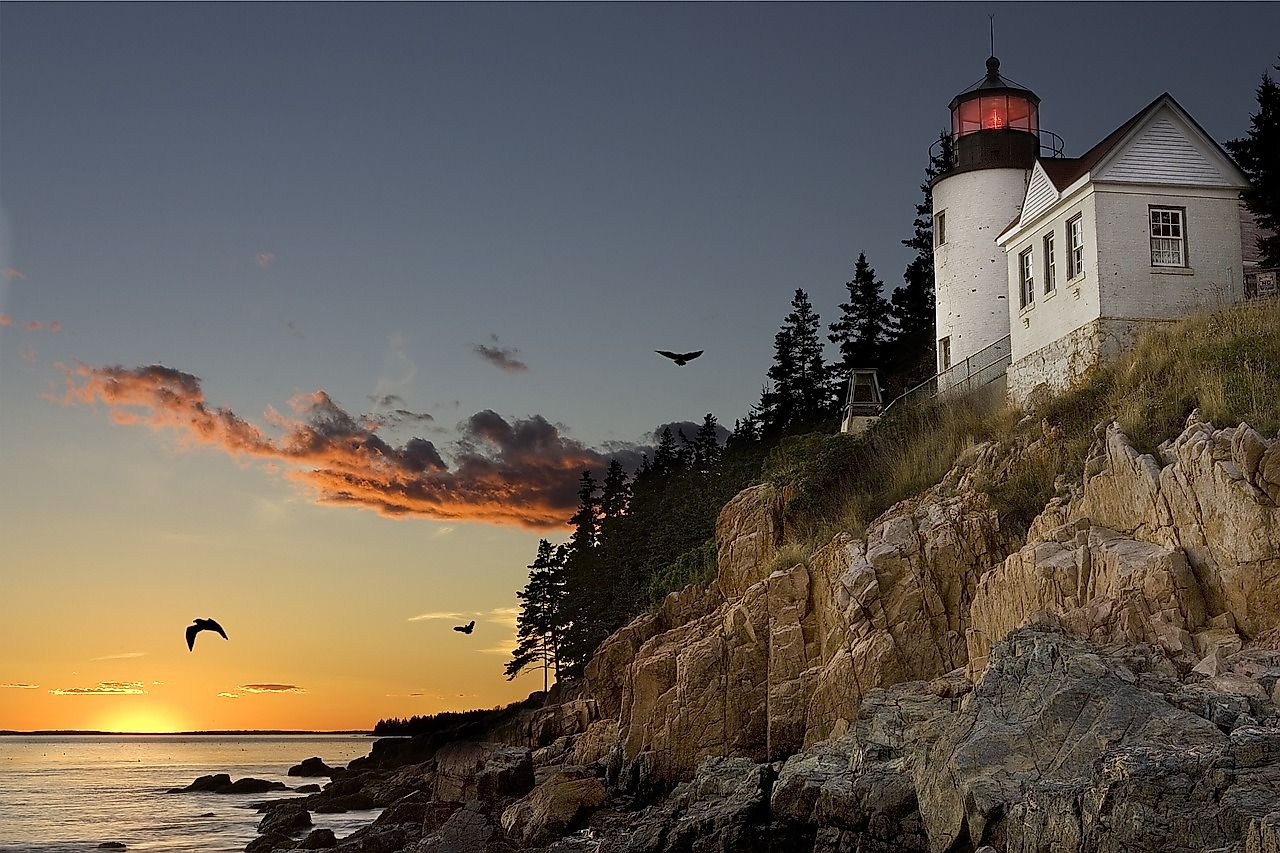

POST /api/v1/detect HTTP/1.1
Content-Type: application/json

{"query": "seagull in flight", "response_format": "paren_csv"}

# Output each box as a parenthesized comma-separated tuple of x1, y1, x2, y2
(453, 620, 476, 635)
(186, 618, 228, 651)
(655, 350, 703, 366)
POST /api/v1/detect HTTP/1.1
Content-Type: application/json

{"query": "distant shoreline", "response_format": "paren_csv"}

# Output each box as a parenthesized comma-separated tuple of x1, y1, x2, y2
(0, 729, 373, 736)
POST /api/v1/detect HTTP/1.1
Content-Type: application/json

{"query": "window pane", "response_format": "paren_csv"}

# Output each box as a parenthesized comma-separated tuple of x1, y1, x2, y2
(1007, 96, 1032, 131)
(980, 95, 1008, 130)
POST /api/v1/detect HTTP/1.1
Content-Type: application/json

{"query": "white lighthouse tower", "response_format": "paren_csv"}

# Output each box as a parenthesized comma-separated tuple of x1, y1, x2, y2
(932, 57, 1061, 388)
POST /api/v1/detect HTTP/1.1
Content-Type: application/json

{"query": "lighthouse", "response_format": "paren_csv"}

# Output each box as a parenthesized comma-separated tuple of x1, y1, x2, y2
(932, 56, 1062, 388)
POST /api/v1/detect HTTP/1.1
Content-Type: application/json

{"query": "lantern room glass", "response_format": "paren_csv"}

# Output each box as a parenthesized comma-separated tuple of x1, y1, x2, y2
(951, 92, 1038, 138)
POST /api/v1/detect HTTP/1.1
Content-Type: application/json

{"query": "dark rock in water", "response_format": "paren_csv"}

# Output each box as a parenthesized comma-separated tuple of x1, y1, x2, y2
(169, 773, 231, 793)
(298, 828, 337, 849)
(224, 778, 288, 795)
(244, 832, 290, 853)
(199, 813, 216, 818)
(97, 844, 126, 850)
(170, 774, 286, 795)
(288, 756, 338, 777)
(257, 802, 312, 836)
(295, 783, 321, 794)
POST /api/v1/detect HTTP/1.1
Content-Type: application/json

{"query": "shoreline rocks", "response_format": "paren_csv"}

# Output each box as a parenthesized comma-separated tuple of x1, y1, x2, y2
(168, 774, 288, 795)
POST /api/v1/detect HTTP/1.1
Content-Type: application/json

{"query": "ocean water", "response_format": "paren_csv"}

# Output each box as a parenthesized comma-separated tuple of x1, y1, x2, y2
(0, 735, 381, 852)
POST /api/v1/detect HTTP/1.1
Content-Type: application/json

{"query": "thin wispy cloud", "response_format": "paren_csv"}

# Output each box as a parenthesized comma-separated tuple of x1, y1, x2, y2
(49, 681, 146, 696)
(22, 320, 43, 331)
(480, 640, 517, 656)
(3, 266, 25, 281)
(238, 683, 305, 694)
(256, 251, 275, 269)
(217, 692, 240, 699)
(484, 606, 520, 624)
(0, 314, 10, 326)
(21, 343, 37, 363)
(57, 362, 649, 528)
(92, 652, 146, 661)
(406, 611, 465, 623)
(473, 335, 529, 373)
(48, 321, 63, 332)
(1, 683, 40, 689)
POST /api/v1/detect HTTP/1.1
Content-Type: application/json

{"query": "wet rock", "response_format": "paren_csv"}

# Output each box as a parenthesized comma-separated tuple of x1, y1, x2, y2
(288, 756, 338, 777)
(96, 844, 126, 850)
(298, 828, 337, 849)
(170, 774, 287, 795)
(257, 802, 311, 836)
(295, 784, 321, 794)
(500, 768, 606, 846)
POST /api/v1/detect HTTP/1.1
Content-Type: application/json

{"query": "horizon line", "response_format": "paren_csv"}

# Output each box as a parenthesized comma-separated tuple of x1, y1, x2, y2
(0, 728, 374, 736)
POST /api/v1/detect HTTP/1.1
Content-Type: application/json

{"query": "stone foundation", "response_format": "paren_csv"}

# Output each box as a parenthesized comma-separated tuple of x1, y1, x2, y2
(1007, 316, 1173, 405)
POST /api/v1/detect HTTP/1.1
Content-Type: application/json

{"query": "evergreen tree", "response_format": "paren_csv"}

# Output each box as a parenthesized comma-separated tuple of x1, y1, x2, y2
(558, 472, 602, 673)
(599, 459, 630, 520)
(693, 413, 722, 473)
(567, 471, 599, 553)
(829, 252, 892, 376)
(504, 540, 567, 690)
(764, 289, 834, 433)
(652, 427, 680, 478)
(1227, 59, 1280, 267)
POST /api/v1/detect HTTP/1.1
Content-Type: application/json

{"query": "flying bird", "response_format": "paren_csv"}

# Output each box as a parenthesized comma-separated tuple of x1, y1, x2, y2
(186, 618, 229, 651)
(453, 620, 476, 635)
(655, 350, 703, 366)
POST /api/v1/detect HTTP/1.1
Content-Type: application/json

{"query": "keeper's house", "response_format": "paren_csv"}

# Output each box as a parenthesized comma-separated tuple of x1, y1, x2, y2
(994, 93, 1250, 401)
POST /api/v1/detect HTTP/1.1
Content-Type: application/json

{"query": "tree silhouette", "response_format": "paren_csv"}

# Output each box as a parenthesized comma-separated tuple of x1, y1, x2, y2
(1227, 59, 1280, 267)
(505, 540, 567, 690)
(829, 252, 892, 377)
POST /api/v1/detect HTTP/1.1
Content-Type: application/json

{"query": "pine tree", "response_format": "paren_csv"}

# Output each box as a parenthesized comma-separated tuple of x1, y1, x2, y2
(567, 471, 599, 553)
(693, 413, 722, 473)
(829, 253, 892, 375)
(504, 540, 567, 690)
(764, 289, 833, 433)
(1227, 59, 1280, 267)
(652, 427, 680, 478)
(599, 459, 630, 520)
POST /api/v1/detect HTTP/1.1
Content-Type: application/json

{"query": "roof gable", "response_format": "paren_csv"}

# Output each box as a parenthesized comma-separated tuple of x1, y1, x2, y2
(1093, 96, 1248, 188)
(1020, 161, 1061, 225)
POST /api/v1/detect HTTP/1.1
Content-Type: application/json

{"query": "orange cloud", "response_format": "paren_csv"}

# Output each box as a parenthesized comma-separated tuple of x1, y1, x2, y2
(256, 252, 275, 269)
(58, 363, 645, 528)
(239, 683, 304, 694)
(48, 321, 63, 332)
(3, 267, 25, 281)
(22, 320, 42, 331)
(21, 343, 37, 363)
(49, 681, 146, 696)
(1, 683, 40, 689)
(0, 314, 11, 326)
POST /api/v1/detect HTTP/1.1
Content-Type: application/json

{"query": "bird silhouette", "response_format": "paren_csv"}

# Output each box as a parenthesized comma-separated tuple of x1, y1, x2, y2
(453, 620, 476, 635)
(655, 350, 703, 366)
(186, 618, 228, 651)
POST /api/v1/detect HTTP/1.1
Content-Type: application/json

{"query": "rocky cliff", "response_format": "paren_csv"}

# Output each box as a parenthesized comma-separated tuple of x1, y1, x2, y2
(246, 413, 1280, 852)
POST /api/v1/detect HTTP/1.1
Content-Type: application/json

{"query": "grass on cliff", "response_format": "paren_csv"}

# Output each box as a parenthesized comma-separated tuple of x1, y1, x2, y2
(986, 298, 1280, 534)
(763, 380, 1017, 543)
(765, 298, 1280, 549)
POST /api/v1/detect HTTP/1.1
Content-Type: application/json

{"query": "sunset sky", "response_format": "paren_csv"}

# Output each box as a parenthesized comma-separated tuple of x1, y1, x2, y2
(2, 3, 1277, 732)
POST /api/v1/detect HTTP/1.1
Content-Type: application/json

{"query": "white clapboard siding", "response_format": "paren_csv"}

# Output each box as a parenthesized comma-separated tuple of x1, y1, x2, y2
(1097, 116, 1230, 186)
(1020, 165, 1060, 225)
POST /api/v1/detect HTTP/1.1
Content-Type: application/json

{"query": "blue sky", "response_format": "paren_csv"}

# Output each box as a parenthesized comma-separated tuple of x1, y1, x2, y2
(1, 2, 1277, 729)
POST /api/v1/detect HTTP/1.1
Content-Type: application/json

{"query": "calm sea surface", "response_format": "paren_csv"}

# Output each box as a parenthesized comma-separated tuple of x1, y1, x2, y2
(0, 735, 381, 852)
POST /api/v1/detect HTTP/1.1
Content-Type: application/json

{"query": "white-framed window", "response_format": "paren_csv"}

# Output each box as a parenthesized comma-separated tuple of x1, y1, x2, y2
(1067, 214, 1084, 279)
(939, 336, 951, 371)
(935, 210, 947, 247)
(1019, 249, 1035, 308)
(1043, 232, 1056, 294)
(1150, 206, 1187, 267)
